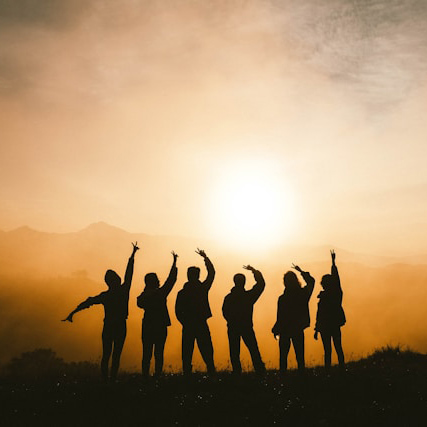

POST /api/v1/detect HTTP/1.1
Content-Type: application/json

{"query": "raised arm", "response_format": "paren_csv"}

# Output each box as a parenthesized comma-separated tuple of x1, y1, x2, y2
(196, 248, 215, 290)
(292, 263, 315, 298)
(243, 265, 265, 302)
(62, 294, 102, 322)
(123, 241, 139, 287)
(160, 251, 178, 296)
(330, 249, 341, 291)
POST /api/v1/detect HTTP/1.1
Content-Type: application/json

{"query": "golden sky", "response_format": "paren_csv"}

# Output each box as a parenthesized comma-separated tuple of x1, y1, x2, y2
(1, 0, 427, 256)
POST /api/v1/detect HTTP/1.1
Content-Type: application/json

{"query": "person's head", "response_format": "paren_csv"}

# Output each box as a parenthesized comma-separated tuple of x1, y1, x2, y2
(187, 266, 200, 282)
(233, 273, 246, 289)
(104, 269, 121, 289)
(144, 272, 160, 290)
(283, 271, 301, 291)
(321, 274, 332, 289)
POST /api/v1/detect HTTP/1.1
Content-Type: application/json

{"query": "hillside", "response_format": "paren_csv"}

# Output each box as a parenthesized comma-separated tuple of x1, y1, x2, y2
(1, 223, 427, 370)
(1, 347, 426, 426)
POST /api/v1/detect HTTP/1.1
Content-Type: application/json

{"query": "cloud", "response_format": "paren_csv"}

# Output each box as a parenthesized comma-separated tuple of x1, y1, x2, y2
(1, 0, 427, 107)
(279, 0, 427, 106)
(0, 0, 86, 29)
(1, 0, 427, 250)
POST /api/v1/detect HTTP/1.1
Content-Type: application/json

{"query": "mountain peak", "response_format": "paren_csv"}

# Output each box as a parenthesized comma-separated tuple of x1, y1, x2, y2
(80, 222, 129, 235)
(9, 225, 40, 234)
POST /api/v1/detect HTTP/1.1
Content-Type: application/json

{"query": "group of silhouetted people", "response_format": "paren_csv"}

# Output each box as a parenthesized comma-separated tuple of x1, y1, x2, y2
(63, 244, 345, 381)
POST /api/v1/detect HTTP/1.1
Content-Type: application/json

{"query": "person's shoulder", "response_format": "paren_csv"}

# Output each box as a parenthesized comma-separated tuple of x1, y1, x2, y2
(138, 291, 147, 299)
(224, 291, 233, 300)
(177, 286, 187, 296)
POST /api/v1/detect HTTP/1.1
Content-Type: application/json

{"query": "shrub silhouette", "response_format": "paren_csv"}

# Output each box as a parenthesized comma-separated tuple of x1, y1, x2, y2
(5, 348, 66, 379)
(3, 348, 99, 380)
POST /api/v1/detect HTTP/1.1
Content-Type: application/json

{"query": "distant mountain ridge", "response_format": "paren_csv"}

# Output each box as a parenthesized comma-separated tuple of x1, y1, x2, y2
(1, 222, 427, 370)
(1, 222, 426, 276)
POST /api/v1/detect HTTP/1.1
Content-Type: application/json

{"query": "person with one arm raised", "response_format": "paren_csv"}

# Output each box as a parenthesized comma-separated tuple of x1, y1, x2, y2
(63, 242, 139, 382)
(222, 264, 266, 375)
(137, 251, 178, 378)
(175, 248, 216, 376)
(314, 250, 346, 370)
(272, 263, 315, 373)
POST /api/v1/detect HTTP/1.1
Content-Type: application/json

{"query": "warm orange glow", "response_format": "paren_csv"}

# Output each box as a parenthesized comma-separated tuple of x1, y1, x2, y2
(1, 0, 427, 374)
(209, 159, 296, 251)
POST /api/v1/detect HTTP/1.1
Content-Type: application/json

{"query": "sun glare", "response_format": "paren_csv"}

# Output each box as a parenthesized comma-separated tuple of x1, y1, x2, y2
(209, 159, 295, 251)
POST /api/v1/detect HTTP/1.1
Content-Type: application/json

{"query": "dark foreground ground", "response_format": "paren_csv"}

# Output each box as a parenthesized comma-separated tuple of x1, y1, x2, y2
(1, 347, 426, 426)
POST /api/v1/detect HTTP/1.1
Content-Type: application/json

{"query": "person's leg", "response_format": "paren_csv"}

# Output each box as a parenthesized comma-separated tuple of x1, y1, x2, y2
(332, 327, 345, 367)
(142, 323, 154, 377)
(279, 334, 291, 373)
(111, 321, 127, 381)
(154, 327, 167, 376)
(227, 326, 242, 374)
(242, 328, 265, 373)
(196, 321, 216, 373)
(292, 330, 305, 371)
(320, 330, 332, 370)
(101, 324, 113, 381)
(182, 326, 195, 375)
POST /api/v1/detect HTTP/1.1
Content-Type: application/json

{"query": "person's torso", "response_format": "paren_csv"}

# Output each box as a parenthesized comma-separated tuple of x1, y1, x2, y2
(278, 290, 310, 331)
(224, 290, 255, 327)
(317, 290, 345, 327)
(101, 286, 130, 323)
(178, 282, 211, 320)
(140, 290, 171, 326)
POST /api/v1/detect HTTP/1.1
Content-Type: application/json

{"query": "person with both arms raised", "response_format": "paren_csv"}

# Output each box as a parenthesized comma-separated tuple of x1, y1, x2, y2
(137, 251, 178, 378)
(222, 265, 266, 375)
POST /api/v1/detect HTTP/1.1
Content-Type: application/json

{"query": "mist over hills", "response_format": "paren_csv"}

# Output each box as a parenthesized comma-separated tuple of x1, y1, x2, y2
(0, 221, 426, 370)
(1, 221, 425, 278)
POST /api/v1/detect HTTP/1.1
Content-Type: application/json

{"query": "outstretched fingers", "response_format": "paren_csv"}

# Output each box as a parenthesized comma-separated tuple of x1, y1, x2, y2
(195, 248, 207, 258)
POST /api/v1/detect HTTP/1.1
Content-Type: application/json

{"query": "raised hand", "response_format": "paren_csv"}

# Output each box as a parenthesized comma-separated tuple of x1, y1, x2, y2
(195, 248, 207, 258)
(291, 263, 302, 273)
(171, 251, 178, 261)
(132, 241, 140, 254)
(243, 264, 255, 272)
(331, 249, 336, 262)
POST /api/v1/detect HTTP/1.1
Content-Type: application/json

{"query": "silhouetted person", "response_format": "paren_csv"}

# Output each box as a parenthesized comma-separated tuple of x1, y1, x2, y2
(137, 251, 178, 377)
(175, 249, 216, 375)
(272, 264, 315, 373)
(63, 242, 139, 381)
(314, 250, 346, 370)
(222, 265, 266, 375)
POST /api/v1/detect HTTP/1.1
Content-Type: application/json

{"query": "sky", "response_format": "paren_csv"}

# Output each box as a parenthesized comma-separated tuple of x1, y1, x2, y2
(1, 0, 427, 256)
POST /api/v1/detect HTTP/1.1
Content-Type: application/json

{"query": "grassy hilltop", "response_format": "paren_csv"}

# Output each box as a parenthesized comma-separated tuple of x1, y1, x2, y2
(1, 346, 426, 426)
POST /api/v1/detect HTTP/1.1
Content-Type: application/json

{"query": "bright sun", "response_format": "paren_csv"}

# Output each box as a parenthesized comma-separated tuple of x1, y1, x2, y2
(209, 159, 295, 250)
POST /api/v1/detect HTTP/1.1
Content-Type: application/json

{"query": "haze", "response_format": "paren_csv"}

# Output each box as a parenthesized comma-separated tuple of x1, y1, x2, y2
(1, 0, 427, 255)
(1, 1, 427, 371)
(1, 223, 427, 372)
